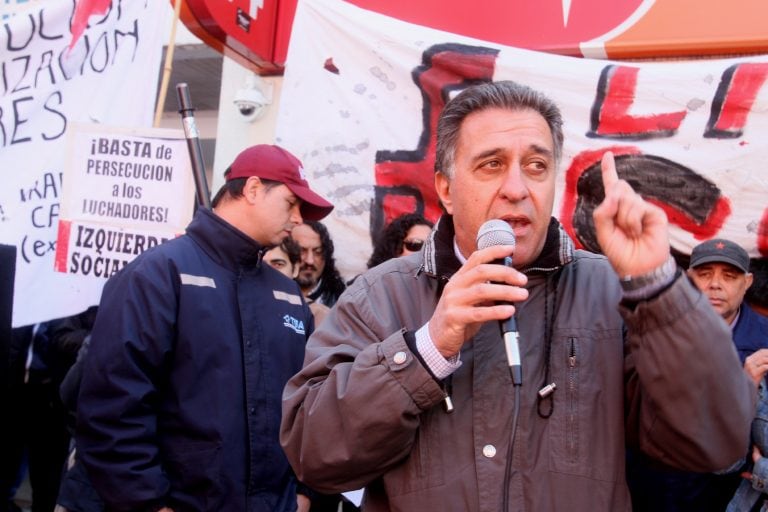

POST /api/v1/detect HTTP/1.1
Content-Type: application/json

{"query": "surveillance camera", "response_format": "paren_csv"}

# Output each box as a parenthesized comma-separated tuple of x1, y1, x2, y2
(233, 87, 270, 122)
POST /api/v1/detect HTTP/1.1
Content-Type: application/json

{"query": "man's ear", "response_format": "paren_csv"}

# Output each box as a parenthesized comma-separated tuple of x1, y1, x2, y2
(435, 172, 453, 215)
(746, 272, 754, 290)
(243, 176, 263, 204)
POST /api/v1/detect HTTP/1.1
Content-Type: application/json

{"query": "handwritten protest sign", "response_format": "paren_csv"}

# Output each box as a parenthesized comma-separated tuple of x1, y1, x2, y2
(54, 125, 194, 280)
(0, 2, 169, 326)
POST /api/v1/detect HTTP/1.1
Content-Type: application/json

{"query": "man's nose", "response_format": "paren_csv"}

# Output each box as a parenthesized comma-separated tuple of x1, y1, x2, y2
(291, 204, 303, 224)
(499, 164, 529, 202)
(708, 275, 724, 289)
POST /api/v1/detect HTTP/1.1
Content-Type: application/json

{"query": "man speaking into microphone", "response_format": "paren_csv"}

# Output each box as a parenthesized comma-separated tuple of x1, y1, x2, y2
(281, 81, 753, 511)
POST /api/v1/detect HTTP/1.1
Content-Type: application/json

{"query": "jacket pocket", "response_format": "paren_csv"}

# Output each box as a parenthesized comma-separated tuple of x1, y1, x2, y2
(549, 334, 622, 483)
(164, 442, 224, 509)
(383, 408, 446, 496)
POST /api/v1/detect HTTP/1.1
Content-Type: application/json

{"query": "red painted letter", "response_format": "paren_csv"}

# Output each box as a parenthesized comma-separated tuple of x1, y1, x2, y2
(704, 63, 768, 139)
(588, 65, 686, 139)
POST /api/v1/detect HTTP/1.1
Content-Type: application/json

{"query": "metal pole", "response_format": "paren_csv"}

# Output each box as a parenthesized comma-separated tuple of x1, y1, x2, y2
(176, 83, 211, 209)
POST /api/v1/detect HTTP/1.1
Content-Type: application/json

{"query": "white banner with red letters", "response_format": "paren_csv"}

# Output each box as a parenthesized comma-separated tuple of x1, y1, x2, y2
(0, 1, 170, 326)
(277, 0, 768, 280)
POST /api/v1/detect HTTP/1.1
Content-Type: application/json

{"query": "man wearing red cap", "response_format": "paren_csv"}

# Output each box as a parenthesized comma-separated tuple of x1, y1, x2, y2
(76, 145, 332, 512)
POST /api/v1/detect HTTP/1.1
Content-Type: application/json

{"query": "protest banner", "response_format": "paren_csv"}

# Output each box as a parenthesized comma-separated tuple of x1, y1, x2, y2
(54, 125, 194, 281)
(0, 1, 169, 326)
(276, 0, 768, 280)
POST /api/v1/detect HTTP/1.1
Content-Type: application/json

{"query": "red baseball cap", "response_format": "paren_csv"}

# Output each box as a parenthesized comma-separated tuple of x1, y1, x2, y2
(227, 144, 334, 221)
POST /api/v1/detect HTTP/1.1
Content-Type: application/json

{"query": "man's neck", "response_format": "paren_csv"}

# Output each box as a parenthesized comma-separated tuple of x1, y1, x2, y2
(725, 306, 741, 329)
(304, 279, 323, 298)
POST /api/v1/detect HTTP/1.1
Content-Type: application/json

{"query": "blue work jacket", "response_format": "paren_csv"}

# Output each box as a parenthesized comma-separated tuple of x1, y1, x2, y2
(77, 208, 313, 512)
(734, 304, 768, 365)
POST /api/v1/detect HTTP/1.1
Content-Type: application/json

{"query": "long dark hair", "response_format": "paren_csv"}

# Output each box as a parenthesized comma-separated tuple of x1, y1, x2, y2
(367, 213, 433, 269)
(303, 221, 346, 304)
(747, 258, 768, 310)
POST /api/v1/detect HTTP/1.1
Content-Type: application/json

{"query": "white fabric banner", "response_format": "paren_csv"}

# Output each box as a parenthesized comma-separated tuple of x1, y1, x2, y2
(0, 1, 170, 326)
(277, 0, 768, 281)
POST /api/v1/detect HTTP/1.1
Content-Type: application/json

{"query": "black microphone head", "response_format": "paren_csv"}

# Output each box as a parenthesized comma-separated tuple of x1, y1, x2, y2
(476, 219, 516, 250)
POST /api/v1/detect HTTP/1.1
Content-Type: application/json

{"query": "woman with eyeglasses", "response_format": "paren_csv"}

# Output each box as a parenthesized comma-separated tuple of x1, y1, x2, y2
(366, 213, 434, 269)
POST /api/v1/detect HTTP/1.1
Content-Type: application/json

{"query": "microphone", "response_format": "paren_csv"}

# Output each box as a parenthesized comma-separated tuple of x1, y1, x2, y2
(476, 220, 522, 386)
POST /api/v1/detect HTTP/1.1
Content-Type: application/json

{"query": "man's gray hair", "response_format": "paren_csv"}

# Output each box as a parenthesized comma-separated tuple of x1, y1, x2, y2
(435, 80, 564, 178)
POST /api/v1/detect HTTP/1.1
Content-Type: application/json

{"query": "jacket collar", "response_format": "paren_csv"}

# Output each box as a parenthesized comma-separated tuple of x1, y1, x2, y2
(186, 208, 264, 271)
(421, 215, 574, 280)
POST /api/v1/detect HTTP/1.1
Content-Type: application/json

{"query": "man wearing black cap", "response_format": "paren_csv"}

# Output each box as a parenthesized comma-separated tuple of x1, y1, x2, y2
(688, 237, 768, 382)
(76, 145, 333, 512)
(629, 238, 768, 511)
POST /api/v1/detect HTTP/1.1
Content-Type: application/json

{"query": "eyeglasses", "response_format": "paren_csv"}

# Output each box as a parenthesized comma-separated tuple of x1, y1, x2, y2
(403, 239, 425, 252)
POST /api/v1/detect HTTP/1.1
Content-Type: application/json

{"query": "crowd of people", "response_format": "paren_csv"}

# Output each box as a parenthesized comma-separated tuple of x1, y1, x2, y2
(3, 81, 768, 512)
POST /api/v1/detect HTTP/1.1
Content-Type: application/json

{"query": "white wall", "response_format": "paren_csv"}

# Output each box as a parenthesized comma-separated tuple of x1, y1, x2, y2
(211, 59, 283, 192)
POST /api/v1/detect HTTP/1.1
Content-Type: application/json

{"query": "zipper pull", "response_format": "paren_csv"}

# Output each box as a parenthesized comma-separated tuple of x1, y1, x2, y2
(443, 375, 454, 413)
(443, 395, 454, 413)
(568, 338, 577, 368)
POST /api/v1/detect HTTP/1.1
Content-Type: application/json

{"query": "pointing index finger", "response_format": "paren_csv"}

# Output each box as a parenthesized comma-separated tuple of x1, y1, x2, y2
(601, 151, 619, 191)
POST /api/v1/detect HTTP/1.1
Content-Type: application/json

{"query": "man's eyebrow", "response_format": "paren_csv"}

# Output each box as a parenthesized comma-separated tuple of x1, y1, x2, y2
(472, 147, 504, 161)
(529, 144, 554, 159)
(471, 144, 554, 162)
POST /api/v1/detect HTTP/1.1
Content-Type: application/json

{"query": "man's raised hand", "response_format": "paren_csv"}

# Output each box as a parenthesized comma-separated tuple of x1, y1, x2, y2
(592, 151, 670, 278)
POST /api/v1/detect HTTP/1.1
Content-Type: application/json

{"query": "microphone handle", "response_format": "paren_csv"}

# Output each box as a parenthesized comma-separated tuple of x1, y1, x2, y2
(501, 255, 521, 385)
(502, 318, 522, 386)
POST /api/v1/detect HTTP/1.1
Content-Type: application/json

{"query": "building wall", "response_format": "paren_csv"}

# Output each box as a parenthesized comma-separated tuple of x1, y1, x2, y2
(211, 59, 282, 192)
(155, 9, 282, 197)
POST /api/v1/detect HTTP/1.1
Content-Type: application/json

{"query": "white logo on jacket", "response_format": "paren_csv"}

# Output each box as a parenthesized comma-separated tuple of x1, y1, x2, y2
(283, 314, 305, 335)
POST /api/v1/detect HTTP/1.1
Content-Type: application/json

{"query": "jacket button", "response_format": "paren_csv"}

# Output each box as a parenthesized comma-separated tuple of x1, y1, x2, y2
(393, 351, 407, 364)
(482, 444, 496, 458)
